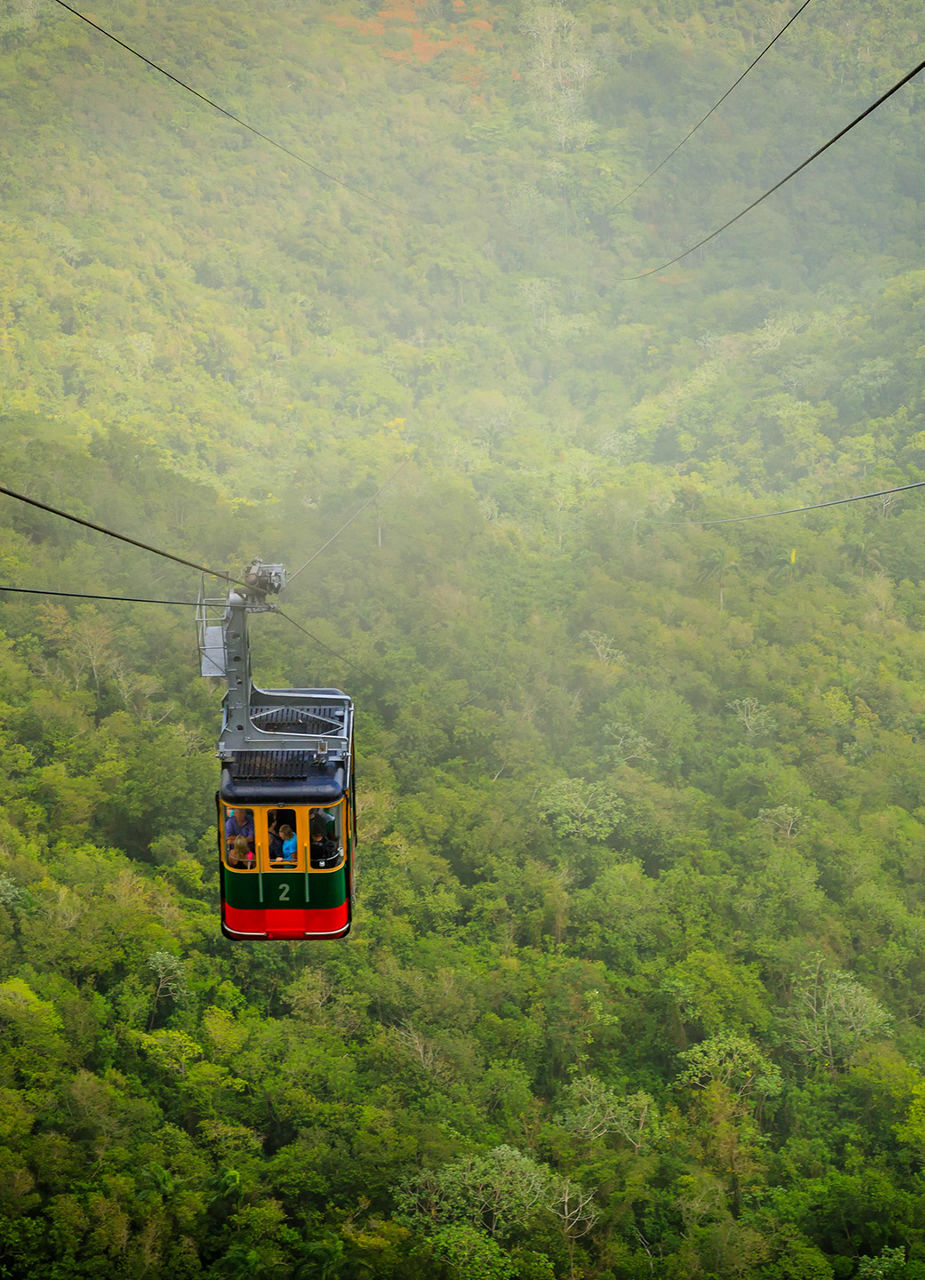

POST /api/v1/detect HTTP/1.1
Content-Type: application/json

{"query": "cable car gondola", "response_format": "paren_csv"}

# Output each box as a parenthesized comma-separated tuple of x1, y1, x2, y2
(198, 561, 356, 940)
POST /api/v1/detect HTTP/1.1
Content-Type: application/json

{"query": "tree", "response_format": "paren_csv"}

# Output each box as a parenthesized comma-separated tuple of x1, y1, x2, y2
(757, 804, 802, 838)
(539, 780, 624, 842)
(579, 630, 623, 666)
(677, 1032, 782, 1110)
(559, 1075, 662, 1151)
(699, 547, 739, 612)
(856, 1247, 910, 1280)
(728, 698, 775, 738)
(428, 1223, 516, 1280)
(546, 1177, 598, 1280)
(147, 950, 188, 1030)
(395, 1145, 551, 1242)
(784, 957, 893, 1073)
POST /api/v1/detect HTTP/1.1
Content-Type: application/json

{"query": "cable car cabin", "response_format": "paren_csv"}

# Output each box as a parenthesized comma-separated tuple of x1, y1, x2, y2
(198, 565, 356, 941)
(218, 740, 356, 941)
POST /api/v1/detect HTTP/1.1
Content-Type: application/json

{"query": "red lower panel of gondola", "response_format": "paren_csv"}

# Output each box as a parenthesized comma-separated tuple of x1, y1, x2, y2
(222, 901, 350, 939)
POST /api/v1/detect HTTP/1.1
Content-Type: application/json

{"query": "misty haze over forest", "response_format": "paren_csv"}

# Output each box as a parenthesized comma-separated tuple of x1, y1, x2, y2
(0, 0, 923, 1276)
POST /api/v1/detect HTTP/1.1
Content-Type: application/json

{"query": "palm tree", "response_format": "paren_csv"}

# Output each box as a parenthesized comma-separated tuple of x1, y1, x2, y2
(698, 547, 739, 611)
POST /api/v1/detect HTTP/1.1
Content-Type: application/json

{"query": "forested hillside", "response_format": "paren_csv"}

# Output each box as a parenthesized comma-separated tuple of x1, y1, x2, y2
(1, 1, 924, 1276)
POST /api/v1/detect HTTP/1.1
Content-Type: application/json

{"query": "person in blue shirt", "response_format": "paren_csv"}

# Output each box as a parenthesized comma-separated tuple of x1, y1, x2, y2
(225, 807, 254, 851)
(278, 824, 297, 861)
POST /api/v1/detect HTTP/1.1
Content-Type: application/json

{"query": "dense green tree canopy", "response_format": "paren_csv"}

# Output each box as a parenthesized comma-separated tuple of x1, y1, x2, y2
(1, 0, 924, 1275)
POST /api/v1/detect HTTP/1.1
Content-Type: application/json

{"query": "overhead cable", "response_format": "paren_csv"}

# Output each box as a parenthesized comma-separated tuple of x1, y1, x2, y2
(0, 585, 200, 604)
(650, 480, 925, 526)
(49, 0, 406, 217)
(288, 457, 411, 585)
(621, 56, 925, 281)
(0, 482, 238, 584)
(276, 608, 365, 675)
(615, 0, 815, 208)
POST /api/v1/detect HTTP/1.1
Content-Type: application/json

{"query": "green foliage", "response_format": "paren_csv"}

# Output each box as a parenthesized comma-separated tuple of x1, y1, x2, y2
(678, 1031, 783, 1103)
(856, 1247, 914, 1280)
(784, 957, 894, 1073)
(0, 0, 924, 1274)
(428, 1222, 517, 1280)
(395, 1144, 555, 1241)
(558, 1075, 662, 1151)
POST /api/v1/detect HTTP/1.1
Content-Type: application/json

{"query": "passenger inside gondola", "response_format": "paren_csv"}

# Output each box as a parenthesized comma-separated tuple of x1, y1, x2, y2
(309, 807, 340, 867)
(268, 809, 282, 860)
(278, 824, 297, 862)
(229, 835, 255, 869)
(225, 807, 254, 851)
(268, 808, 297, 863)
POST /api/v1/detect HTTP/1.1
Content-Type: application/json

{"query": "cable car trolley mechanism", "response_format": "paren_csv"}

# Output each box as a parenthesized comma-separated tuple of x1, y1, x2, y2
(198, 561, 356, 940)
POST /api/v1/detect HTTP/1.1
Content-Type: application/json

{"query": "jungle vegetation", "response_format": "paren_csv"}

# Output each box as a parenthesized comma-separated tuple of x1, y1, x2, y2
(1, 0, 924, 1276)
